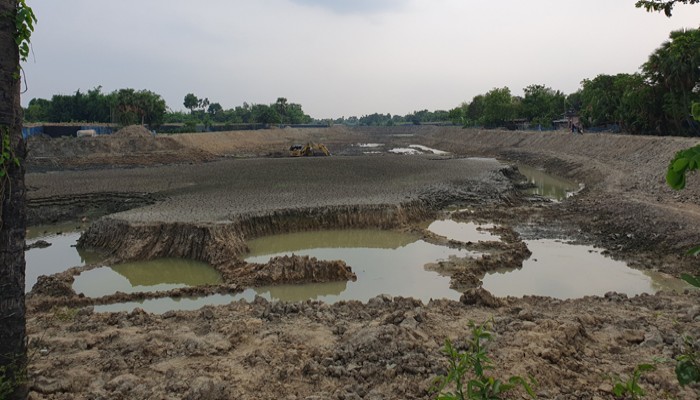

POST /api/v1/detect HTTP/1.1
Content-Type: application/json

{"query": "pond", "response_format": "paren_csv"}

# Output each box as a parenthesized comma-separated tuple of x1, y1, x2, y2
(482, 239, 690, 298)
(243, 229, 471, 303)
(72, 258, 222, 298)
(517, 164, 582, 201)
(25, 223, 103, 292)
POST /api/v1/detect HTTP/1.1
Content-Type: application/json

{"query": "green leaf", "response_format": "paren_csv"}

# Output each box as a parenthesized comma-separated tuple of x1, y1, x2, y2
(612, 382, 626, 396)
(636, 363, 656, 373)
(672, 157, 689, 172)
(680, 274, 700, 288)
(675, 359, 700, 386)
(666, 169, 686, 190)
(687, 246, 700, 257)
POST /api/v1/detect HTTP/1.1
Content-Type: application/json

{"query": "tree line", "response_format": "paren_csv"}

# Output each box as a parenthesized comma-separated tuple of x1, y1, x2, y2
(444, 27, 699, 135)
(168, 95, 313, 128)
(23, 27, 699, 136)
(24, 87, 167, 127)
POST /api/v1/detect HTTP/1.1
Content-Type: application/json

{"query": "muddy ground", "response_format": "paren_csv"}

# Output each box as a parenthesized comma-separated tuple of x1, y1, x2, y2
(24, 126, 700, 399)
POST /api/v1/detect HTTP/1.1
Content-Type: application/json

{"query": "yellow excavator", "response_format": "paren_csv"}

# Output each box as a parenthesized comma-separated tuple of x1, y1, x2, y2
(289, 142, 331, 157)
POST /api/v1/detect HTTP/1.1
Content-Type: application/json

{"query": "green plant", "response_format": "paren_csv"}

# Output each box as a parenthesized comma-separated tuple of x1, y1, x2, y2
(676, 336, 700, 387)
(611, 363, 656, 399)
(0, 127, 20, 202)
(51, 306, 78, 322)
(433, 320, 536, 400)
(0, 357, 27, 400)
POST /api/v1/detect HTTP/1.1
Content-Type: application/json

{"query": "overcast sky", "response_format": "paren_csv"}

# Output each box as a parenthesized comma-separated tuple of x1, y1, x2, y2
(21, 0, 700, 119)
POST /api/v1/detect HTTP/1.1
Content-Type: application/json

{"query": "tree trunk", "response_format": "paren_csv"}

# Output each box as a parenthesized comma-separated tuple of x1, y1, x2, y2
(0, 0, 28, 398)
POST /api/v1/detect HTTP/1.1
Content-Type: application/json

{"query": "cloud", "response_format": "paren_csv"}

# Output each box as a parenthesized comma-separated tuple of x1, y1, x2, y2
(288, 0, 408, 14)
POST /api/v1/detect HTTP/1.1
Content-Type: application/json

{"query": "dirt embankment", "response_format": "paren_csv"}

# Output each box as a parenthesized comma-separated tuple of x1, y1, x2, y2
(27, 125, 217, 171)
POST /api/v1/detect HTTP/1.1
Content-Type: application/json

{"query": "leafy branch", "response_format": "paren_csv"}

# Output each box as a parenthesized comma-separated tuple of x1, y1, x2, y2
(635, 0, 699, 17)
(14, 0, 36, 63)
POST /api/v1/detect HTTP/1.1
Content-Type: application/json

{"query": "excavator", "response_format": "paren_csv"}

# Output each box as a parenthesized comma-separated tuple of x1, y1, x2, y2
(289, 142, 331, 157)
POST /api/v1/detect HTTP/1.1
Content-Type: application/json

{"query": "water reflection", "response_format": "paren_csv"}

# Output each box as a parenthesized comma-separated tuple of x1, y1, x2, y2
(482, 239, 690, 298)
(427, 220, 497, 243)
(94, 293, 238, 314)
(517, 165, 580, 200)
(73, 259, 222, 297)
(246, 229, 468, 303)
(247, 229, 418, 255)
(25, 228, 103, 293)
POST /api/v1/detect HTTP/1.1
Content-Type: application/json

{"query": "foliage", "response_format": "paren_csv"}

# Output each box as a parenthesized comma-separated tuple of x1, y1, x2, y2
(480, 87, 516, 128)
(522, 84, 566, 126)
(666, 145, 700, 190)
(15, 0, 36, 64)
(112, 88, 166, 127)
(0, 127, 20, 207)
(0, 362, 27, 400)
(24, 86, 167, 127)
(675, 336, 700, 387)
(432, 321, 536, 400)
(610, 363, 656, 399)
(635, 0, 699, 16)
(642, 28, 700, 135)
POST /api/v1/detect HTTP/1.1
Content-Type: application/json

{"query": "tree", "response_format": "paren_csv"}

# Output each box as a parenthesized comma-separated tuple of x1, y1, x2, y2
(642, 28, 700, 135)
(522, 84, 566, 126)
(1, 1, 35, 398)
(183, 93, 199, 114)
(251, 104, 280, 124)
(635, 0, 699, 16)
(113, 89, 166, 127)
(480, 87, 515, 128)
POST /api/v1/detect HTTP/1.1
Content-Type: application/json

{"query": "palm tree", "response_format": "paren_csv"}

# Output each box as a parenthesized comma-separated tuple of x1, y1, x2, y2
(0, 0, 29, 398)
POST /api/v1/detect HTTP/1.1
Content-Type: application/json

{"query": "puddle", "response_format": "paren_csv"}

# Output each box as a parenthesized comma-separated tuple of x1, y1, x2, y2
(73, 258, 222, 298)
(25, 224, 103, 293)
(388, 145, 448, 156)
(388, 148, 422, 155)
(94, 293, 239, 314)
(517, 165, 581, 200)
(427, 219, 498, 243)
(482, 239, 691, 299)
(244, 229, 469, 303)
(408, 144, 448, 155)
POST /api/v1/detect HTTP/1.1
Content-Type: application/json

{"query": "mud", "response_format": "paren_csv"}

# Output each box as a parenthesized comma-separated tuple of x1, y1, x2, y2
(23, 126, 700, 399)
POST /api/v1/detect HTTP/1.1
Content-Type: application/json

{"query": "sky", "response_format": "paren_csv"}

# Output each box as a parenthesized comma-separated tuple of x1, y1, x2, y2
(21, 0, 700, 119)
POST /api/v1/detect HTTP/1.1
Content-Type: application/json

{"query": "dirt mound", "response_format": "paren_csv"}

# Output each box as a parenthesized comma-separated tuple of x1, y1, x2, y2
(112, 125, 153, 138)
(27, 132, 217, 171)
(230, 255, 357, 286)
(30, 275, 76, 298)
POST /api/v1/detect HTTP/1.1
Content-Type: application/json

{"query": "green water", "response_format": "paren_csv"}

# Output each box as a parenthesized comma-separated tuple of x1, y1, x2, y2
(517, 164, 581, 200)
(245, 229, 469, 303)
(73, 258, 222, 298)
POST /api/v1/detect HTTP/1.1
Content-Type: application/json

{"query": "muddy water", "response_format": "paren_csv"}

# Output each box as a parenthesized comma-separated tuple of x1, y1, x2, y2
(25, 224, 103, 292)
(517, 164, 581, 200)
(482, 239, 690, 298)
(73, 259, 222, 298)
(427, 219, 497, 242)
(94, 294, 238, 314)
(244, 229, 470, 303)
